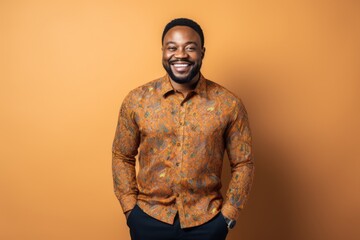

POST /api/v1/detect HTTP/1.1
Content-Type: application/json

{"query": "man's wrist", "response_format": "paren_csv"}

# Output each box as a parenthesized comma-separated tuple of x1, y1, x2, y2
(223, 216, 236, 229)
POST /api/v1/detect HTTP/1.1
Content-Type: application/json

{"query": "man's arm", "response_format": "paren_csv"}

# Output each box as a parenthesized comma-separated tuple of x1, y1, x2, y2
(112, 93, 140, 215)
(221, 100, 254, 221)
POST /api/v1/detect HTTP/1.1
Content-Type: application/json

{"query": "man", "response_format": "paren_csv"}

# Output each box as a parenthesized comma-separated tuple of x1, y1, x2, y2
(112, 18, 254, 240)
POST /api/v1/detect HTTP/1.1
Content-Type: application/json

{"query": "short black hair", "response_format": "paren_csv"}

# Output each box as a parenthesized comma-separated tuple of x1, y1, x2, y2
(162, 18, 204, 47)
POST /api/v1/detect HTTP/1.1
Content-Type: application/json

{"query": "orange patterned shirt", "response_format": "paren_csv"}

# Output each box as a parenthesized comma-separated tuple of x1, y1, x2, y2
(112, 73, 254, 228)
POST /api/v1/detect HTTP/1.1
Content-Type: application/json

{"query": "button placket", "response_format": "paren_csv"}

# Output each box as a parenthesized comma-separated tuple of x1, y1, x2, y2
(179, 105, 186, 163)
(175, 98, 191, 223)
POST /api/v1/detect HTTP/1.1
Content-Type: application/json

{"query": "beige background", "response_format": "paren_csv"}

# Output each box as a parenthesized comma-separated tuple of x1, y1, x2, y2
(1, 0, 359, 239)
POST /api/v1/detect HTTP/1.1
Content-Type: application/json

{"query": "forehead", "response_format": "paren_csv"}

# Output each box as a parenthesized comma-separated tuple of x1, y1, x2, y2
(163, 26, 201, 45)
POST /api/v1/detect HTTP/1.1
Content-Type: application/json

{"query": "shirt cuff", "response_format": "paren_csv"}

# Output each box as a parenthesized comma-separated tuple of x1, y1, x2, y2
(120, 195, 137, 214)
(221, 203, 239, 220)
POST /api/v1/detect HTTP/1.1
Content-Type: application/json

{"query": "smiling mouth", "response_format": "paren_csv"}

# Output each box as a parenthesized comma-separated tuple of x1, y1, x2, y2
(171, 62, 192, 73)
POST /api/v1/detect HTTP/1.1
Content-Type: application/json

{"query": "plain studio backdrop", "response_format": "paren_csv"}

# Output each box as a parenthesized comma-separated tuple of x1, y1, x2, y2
(0, 1, 359, 240)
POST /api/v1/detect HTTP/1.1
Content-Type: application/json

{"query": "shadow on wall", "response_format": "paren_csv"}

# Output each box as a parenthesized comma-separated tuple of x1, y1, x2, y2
(220, 74, 299, 240)
(221, 135, 298, 240)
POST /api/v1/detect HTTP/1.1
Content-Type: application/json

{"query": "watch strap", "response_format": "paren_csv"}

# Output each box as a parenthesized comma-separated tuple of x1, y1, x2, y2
(224, 217, 236, 229)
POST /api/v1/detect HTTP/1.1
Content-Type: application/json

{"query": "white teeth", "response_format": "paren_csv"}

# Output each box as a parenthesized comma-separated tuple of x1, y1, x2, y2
(174, 64, 189, 67)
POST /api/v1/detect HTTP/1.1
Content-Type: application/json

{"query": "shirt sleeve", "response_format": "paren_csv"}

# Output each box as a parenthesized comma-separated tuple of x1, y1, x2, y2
(222, 100, 254, 220)
(112, 92, 140, 213)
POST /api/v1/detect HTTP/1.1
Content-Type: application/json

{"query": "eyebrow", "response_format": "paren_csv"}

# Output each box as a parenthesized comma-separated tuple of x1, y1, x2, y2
(165, 41, 199, 46)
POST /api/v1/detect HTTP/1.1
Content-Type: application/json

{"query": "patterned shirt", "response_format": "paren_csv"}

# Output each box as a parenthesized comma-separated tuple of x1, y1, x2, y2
(112, 73, 254, 228)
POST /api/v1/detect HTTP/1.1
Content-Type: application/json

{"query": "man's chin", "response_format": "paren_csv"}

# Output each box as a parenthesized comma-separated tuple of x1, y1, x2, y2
(169, 69, 193, 83)
(163, 64, 200, 84)
(169, 75, 194, 84)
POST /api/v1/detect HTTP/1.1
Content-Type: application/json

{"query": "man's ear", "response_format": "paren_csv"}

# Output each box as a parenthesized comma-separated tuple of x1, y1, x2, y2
(201, 47, 206, 59)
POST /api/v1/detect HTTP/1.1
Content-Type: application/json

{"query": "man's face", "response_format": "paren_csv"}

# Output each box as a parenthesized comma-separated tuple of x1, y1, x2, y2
(162, 26, 205, 84)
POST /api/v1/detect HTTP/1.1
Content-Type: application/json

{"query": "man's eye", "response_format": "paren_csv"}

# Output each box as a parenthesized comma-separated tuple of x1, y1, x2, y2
(167, 47, 176, 51)
(186, 46, 196, 51)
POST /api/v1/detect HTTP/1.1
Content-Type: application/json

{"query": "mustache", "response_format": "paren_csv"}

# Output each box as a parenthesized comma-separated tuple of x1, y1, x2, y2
(169, 59, 194, 64)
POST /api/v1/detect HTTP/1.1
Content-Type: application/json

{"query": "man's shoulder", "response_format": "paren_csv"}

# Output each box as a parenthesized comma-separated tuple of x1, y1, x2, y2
(129, 77, 164, 94)
(124, 77, 165, 100)
(205, 79, 248, 118)
(205, 79, 243, 105)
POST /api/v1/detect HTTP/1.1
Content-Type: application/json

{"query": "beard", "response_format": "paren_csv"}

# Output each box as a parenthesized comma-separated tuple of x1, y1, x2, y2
(162, 60, 202, 84)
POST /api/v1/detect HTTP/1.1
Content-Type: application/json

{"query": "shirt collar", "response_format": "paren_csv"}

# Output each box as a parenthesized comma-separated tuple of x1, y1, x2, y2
(161, 73, 207, 99)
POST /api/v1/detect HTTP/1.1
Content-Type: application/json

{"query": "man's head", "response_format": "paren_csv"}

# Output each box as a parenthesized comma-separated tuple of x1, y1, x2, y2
(162, 18, 205, 84)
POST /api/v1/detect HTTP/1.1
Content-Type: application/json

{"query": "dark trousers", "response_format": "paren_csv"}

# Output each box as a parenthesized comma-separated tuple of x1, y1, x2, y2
(127, 205, 228, 240)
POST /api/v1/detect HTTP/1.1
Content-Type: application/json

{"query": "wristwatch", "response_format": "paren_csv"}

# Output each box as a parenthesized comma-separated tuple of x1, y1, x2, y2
(224, 217, 236, 229)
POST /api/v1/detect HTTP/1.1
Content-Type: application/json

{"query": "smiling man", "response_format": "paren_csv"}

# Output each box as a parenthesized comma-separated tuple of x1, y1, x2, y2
(112, 18, 254, 240)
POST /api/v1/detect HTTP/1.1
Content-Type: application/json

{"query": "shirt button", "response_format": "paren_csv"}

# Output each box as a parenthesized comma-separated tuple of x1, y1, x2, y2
(177, 142, 181, 147)
(175, 162, 180, 167)
(180, 122, 183, 126)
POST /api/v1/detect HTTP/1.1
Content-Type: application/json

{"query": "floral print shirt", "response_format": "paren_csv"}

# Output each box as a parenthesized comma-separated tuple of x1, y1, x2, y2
(112, 73, 254, 228)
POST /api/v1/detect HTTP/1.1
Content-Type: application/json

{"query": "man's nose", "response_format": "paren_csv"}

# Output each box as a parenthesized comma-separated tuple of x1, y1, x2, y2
(174, 48, 188, 58)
